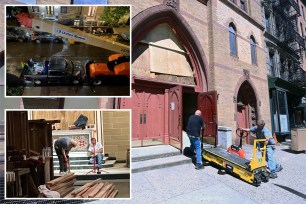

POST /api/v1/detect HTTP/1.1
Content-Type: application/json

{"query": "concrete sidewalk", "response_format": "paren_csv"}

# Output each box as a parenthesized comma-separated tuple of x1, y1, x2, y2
(90, 145, 306, 203)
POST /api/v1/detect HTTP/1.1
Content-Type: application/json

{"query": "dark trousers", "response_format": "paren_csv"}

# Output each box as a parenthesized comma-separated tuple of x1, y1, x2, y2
(55, 148, 69, 172)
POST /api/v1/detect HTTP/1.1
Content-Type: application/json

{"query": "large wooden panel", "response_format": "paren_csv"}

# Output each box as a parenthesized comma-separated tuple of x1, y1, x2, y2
(144, 89, 165, 140)
(169, 86, 182, 150)
(6, 111, 29, 156)
(198, 91, 218, 146)
(31, 111, 95, 130)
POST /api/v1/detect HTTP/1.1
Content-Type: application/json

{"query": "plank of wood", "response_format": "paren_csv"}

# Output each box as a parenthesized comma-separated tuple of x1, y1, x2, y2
(104, 185, 115, 198)
(70, 178, 101, 196)
(60, 186, 74, 198)
(46, 173, 75, 186)
(88, 183, 105, 198)
(74, 187, 90, 197)
(95, 183, 113, 198)
(81, 183, 101, 198)
(109, 190, 118, 198)
(94, 183, 110, 198)
(48, 178, 76, 191)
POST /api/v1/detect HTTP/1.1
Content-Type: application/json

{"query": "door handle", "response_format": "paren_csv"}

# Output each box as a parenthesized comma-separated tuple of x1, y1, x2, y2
(144, 113, 146, 124)
(140, 114, 143, 124)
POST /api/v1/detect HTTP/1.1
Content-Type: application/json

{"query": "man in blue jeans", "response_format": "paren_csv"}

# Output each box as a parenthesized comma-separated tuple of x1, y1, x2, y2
(88, 137, 104, 169)
(186, 110, 204, 170)
(242, 120, 283, 179)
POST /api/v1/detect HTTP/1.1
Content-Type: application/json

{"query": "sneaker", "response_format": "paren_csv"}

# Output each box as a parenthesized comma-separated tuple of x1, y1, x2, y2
(59, 171, 66, 175)
(269, 172, 278, 179)
(276, 165, 283, 172)
(195, 164, 204, 170)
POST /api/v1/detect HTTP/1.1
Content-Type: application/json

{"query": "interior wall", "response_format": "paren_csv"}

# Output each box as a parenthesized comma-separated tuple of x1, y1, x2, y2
(31, 111, 96, 130)
(182, 92, 197, 131)
(103, 110, 130, 160)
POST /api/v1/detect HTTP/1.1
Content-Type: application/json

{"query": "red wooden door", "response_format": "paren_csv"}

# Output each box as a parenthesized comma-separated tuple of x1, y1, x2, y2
(121, 87, 143, 142)
(198, 91, 218, 146)
(237, 105, 248, 129)
(169, 86, 183, 150)
(143, 91, 164, 141)
(120, 85, 164, 146)
(237, 105, 249, 143)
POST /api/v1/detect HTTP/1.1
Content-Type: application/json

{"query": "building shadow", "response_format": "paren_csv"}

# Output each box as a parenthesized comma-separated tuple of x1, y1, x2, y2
(274, 184, 306, 199)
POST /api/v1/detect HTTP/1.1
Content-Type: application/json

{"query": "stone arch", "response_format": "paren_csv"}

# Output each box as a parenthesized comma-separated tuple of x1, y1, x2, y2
(132, 4, 208, 92)
(234, 75, 261, 121)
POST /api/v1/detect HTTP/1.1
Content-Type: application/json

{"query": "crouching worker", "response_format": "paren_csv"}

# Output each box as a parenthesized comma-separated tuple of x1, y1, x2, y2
(88, 138, 104, 169)
(54, 137, 77, 175)
(242, 120, 283, 179)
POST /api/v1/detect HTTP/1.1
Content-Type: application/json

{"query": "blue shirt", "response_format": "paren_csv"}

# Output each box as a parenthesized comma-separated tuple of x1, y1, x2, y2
(249, 126, 275, 146)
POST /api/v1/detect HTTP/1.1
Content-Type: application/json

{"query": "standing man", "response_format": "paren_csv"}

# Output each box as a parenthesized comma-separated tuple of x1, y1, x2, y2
(88, 137, 104, 169)
(186, 110, 204, 170)
(54, 137, 77, 175)
(242, 120, 283, 179)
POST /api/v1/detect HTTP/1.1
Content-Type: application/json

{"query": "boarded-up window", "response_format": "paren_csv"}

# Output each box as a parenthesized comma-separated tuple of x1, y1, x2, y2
(229, 23, 237, 56)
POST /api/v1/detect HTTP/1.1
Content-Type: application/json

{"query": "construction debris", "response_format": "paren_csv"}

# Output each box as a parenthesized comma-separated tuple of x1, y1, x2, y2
(65, 178, 118, 198)
(44, 173, 76, 197)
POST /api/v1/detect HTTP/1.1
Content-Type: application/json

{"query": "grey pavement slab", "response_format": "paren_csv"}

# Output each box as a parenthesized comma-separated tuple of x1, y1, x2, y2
(132, 154, 191, 173)
(132, 145, 181, 161)
(90, 143, 306, 203)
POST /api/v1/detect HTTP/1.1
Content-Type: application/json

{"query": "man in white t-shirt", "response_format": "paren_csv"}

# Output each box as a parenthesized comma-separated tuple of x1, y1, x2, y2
(88, 137, 104, 168)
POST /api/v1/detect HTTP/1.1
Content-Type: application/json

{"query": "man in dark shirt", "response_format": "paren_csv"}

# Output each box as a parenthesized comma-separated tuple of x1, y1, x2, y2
(186, 110, 204, 170)
(54, 137, 77, 175)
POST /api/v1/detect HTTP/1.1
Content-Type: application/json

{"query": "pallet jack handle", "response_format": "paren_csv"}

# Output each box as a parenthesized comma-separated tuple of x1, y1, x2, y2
(249, 139, 267, 171)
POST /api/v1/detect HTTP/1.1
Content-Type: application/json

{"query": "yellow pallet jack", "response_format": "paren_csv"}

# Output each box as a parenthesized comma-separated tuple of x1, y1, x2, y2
(202, 129, 270, 186)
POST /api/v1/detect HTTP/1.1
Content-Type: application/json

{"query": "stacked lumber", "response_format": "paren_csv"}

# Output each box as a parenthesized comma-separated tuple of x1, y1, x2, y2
(45, 173, 76, 197)
(65, 178, 118, 198)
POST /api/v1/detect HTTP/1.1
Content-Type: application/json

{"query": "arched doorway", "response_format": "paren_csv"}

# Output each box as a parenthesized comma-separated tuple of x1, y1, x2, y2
(236, 81, 258, 144)
(121, 3, 210, 149)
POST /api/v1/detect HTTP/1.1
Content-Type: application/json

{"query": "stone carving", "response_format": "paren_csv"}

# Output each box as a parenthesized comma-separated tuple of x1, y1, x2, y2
(243, 69, 250, 79)
(233, 96, 237, 103)
(165, 0, 179, 10)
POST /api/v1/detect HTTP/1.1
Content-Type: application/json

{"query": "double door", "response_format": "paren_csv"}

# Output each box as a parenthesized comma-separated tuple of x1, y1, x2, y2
(121, 85, 165, 146)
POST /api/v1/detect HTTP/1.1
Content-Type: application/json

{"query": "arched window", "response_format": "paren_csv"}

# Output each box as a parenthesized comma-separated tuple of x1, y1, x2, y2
(229, 23, 237, 56)
(250, 36, 256, 64)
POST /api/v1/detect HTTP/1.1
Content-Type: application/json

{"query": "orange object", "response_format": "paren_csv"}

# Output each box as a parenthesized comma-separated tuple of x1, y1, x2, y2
(273, 133, 280, 146)
(227, 146, 246, 158)
(89, 54, 130, 78)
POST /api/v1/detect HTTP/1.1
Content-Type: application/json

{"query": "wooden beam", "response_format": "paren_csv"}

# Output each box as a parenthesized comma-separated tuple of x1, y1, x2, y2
(60, 186, 74, 197)
(87, 183, 105, 198)
(70, 178, 101, 196)
(109, 190, 118, 198)
(46, 173, 75, 186)
(48, 178, 76, 191)
(95, 183, 113, 198)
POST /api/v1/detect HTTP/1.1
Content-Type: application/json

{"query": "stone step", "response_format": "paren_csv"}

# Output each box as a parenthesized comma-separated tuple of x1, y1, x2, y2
(132, 145, 181, 162)
(53, 160, 116, 170)
(132, 154, 191, 173)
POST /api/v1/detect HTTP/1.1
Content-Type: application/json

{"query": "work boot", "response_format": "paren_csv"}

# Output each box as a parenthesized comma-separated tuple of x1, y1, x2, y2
(195, 164, 204, 170)
(276, 165, 283, 172)
(269, 172, 278, 179)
